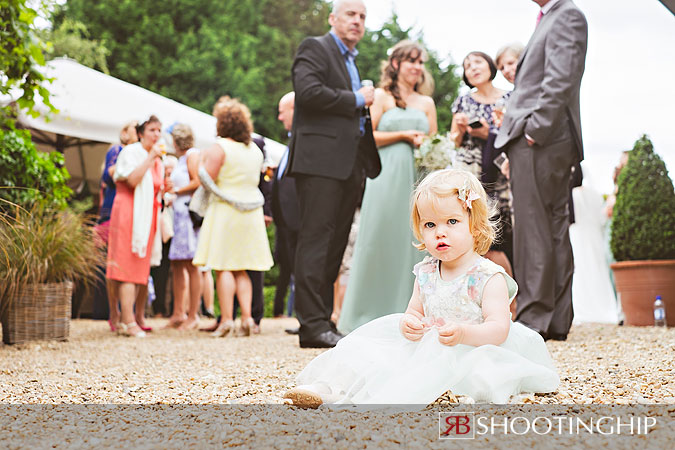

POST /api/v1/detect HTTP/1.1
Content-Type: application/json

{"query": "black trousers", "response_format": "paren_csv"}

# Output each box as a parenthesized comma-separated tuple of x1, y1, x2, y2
(150, 239, 172, 316)
(272, 224, 298, 316)
(507, 135, 576, 337)
(293, 165, 364, 341)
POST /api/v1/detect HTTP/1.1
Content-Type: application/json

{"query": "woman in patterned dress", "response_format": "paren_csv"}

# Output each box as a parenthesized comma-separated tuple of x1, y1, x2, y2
(450, 51, 514, 279)
(164, 124, 202, 330)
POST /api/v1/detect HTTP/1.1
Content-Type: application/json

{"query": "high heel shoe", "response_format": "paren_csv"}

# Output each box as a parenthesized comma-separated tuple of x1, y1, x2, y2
(210, 319, 234, 337)
(117, 322, 146, 338)
(239, 317, 255, 337)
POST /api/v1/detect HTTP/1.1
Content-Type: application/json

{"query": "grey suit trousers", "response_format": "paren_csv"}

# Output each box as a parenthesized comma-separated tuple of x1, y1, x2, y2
(508, 134, 576, 337)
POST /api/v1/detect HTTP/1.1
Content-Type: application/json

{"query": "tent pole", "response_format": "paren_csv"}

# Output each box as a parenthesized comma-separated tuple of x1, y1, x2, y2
(77, 139, 87, 186)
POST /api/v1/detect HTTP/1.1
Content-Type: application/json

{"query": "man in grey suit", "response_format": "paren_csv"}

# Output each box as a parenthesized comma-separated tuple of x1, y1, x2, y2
(495, 0, 588, 340)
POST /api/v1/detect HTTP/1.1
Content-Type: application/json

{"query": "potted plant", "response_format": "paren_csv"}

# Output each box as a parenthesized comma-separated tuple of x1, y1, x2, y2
(610, 135, 675, 326)
(0, 204, 104, 344)
(0, 127, 104, 344)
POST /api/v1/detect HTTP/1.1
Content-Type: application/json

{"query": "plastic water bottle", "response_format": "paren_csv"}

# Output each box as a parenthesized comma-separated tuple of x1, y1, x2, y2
(653, 296, 666, 327)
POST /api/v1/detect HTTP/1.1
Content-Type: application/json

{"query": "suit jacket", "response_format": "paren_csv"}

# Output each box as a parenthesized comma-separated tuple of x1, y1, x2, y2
(495, 0, 587, 161)
(287, 33, 380, 180)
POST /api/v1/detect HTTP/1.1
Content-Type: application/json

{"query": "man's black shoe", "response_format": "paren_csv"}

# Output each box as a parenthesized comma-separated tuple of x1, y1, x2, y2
(285, 327, 300, 335)
(299, 330, 343, 348)
(547, 333, 567, 341)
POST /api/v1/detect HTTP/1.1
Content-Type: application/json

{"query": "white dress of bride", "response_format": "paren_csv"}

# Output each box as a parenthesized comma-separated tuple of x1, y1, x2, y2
(569, 166, 619, 324)
(295, 256, 559, 409)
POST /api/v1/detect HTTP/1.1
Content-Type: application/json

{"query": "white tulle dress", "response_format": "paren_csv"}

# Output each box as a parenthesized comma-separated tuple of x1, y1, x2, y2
(295, 256, 560, 408)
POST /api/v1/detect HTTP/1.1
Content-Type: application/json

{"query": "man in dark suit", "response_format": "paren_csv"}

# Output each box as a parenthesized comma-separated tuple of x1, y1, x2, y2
(272, 92, 299, 318)
(287, 0, 381, 348)
(495, 0, 588, 341)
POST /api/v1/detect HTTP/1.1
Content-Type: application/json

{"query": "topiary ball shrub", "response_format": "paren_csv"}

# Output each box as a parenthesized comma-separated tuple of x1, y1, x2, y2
(610, 134, 675, 261)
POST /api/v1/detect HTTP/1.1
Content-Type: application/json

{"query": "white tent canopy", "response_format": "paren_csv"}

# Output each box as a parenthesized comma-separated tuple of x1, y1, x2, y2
(7, 58, 286, 192)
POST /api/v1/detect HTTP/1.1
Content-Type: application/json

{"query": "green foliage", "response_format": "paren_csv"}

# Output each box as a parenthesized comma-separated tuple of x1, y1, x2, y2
(42, 18, 110, 73)
(0, 127, 72, 211)
(56, 0, 329, 141)
(56, 2, 459, 140)
(0, 0, 56, 124)
(610, 135, 675, 261)
(0, 204, 105, 313)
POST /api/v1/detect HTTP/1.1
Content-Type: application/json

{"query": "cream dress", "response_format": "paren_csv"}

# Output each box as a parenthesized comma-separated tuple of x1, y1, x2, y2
(192, 138, 273, 271)
(296, 256, 559, 408)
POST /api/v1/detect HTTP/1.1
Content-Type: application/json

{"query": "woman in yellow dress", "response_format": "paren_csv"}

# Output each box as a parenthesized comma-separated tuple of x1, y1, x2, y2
(193, 97, 273, 336)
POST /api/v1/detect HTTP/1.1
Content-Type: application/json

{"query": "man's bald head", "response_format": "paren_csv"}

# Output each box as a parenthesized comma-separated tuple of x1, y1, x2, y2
(278, 92, 295, 132)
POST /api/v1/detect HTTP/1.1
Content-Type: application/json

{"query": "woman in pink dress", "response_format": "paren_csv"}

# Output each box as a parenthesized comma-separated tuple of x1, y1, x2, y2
(106, 115, 164, 337)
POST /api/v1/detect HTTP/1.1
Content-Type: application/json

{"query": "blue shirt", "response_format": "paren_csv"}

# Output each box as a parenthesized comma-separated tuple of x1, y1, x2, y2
(330, 32, 366, 111)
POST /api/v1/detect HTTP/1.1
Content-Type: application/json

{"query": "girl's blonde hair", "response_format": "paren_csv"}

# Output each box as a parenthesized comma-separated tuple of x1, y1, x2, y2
(410, 169, 498, 255)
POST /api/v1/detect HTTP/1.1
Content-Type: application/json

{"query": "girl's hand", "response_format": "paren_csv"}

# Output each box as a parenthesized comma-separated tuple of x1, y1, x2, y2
(401, 130, 424, 147)
(467, 118, 490, 140)
(438, 323, 465, 346)
(400, 313, 425, 341)
(412, 133, 426, 148)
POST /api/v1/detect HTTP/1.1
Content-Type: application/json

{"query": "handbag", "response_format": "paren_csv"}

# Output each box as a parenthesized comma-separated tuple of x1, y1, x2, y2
(188, 186, 210, 228)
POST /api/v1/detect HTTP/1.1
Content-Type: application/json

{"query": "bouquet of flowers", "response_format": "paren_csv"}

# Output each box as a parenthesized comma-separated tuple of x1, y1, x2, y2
(414, 132, 456, 173)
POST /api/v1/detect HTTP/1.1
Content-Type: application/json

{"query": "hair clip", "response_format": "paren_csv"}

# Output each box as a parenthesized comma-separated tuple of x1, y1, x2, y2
(457, 180, 480, 210)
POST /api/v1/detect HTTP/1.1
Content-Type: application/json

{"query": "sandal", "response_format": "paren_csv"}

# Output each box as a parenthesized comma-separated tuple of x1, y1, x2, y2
(239, 317, 255, 337)
(284, 388, 323, 409)
(117, 322, 146, 338)
(211, 319, 234, 337)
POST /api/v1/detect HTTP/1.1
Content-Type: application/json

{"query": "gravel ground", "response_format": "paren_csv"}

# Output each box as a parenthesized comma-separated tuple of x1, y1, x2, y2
(1, 319, 673, 448)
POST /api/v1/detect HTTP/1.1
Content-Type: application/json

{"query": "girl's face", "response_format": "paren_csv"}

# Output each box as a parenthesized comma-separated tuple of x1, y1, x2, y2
(498, 50, 519, 84)
(396, 52, 425, 87)
(463, 54, 492, 87)
(139, 121, 162, 148)
(417, 194, 476, 265)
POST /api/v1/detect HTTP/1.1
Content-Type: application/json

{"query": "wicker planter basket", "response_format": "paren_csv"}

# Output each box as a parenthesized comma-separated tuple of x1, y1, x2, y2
(1, 281, 73, 345)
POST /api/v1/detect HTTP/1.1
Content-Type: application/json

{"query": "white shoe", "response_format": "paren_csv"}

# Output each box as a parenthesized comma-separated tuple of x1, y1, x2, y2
(117, 322, 146, 338)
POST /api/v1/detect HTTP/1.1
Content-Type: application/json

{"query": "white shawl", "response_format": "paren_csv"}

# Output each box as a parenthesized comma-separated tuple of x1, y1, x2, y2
(114, 142, 162, 259)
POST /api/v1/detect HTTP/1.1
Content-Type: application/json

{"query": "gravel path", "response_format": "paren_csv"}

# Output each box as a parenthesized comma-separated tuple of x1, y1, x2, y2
(1, 319, 673, 448)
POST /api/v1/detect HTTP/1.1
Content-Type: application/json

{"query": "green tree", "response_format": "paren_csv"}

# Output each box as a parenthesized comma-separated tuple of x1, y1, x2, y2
(56, 0, 329, 141)
(0, 0, 56, 125)
(610, 135, 675, 261)
(42, 18, 110, 73)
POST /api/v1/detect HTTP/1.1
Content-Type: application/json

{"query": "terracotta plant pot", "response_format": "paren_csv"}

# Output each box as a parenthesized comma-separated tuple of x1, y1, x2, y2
(610, 260, 675, 326)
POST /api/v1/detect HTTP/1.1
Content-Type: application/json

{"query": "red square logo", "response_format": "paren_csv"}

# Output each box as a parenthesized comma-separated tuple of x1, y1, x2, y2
(439, 412, 475, 439)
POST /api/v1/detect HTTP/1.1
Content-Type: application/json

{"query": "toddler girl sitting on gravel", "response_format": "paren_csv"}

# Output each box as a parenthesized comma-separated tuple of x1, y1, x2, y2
(284, 169, 559, 409)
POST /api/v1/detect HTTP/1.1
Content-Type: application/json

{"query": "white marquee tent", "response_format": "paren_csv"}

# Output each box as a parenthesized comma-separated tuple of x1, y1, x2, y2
(8, 58, 286, 193)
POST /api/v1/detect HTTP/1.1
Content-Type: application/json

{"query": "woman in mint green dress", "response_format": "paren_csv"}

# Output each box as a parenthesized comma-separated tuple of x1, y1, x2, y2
(337, 41, 438, 334)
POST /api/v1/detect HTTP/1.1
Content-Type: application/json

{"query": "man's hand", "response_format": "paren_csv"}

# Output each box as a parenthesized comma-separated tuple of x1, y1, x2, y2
(501, 159, 510, 180)
(264, 215, 273, 227)
(525, 135, 536, 146)
(358, 85, 375, 107)
(438, 322, 465, 346)
(400, 313, 425, 341)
